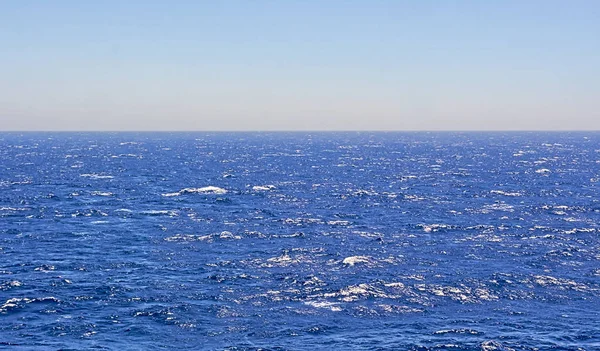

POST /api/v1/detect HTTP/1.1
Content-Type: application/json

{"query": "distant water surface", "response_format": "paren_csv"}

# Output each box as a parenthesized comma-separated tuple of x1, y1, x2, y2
(1, 132, 599, 350)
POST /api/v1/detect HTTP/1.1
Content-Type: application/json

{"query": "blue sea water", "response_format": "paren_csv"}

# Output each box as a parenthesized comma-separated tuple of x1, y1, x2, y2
(1, 132, 599, 351)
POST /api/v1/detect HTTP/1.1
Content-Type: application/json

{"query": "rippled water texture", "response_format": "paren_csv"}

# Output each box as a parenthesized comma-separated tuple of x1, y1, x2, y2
(1, 132, 599, 350)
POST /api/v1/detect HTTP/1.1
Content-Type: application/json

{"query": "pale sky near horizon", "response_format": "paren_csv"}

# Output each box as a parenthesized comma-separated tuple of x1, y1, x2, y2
(1, 1, 599, 131)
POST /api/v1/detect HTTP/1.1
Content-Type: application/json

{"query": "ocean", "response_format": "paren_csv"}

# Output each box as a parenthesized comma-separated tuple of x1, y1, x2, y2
(1, 132, 599, 350)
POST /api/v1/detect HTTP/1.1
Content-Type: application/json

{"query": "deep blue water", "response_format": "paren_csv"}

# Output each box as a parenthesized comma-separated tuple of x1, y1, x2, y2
(1, 132, 599, 350)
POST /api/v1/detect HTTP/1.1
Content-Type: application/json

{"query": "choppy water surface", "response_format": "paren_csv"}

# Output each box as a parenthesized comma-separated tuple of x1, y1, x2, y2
(1, 132, 599, 350)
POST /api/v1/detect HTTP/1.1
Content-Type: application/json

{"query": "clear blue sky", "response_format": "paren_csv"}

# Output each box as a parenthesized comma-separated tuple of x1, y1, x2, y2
(1, 0, 598, 130)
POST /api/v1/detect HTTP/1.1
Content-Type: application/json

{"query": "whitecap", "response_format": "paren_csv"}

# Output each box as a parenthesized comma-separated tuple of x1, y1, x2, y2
(490, 190, 522, 197)
(0, 296, 60, 313)
(434, 328, 482, 335)
(481, 340, 514, 351)
(404, 194, 426, 201)
(140, 210, 178, 217)
(327, 220, 350, 226)
(0, 281, 23, 290)
(352, 231, 383, 239)
(162, 192, 181, 197)
(164, 234, 207, 242)
(531, 275, 585, 290)
(1, 297, 31, 312)
(91, 220, 109, 224)
(480, 203, 514, 213)
(90, 191, 113, 197)
(420, 223, 455, 232)
(342, 256, 372, 266)
(164, 231, 239, 242)
(303, 300, 342, 312)
(162, 186, 228, 197)
(80, 173, 114, 179)
(415, 284, 498, 303)
(284, 218, 324, 225)
(218, 231, 241, 240)
(377, 304, 423, 314)
(324, 283, 390, 302)
(252, 185, 276, 191)
(352, 189, 378, 196)
(34, 265, 55, 272)
(0, 207, 29, 211)
(267, 254, 294, 264)
(181, 186, 227, 194)
(303, 276, 324, 286)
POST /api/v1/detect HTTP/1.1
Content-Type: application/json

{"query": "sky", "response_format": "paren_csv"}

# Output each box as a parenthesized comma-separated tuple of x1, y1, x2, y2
(0, 0, 599, 131)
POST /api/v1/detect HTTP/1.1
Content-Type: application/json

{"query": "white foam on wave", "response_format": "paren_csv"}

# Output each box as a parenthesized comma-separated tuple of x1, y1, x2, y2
(162, 192, 181, 197)
(256, 250, 319, 268)
(414, 283, 498, 302)
(303, 300, 343, 312)
(218, 231, 239, 239)
(419, 223, 455, 232)
(490, 190, 522, 197)
(164, 231, 241, 243)
(404, 194, 426, 201)
(266, 253, 296, 265)
(328, 220, 351, 226)
(0, 207, 30, 211)
(352, 189, 378, 196)
(562, 227, 595, 234)
(352, 231, 383, 239)
(480, 203, 514, 213)
(164, 234, 211, 242)
(434, 328, 482, 335)
(1, 297, 31, 312)
(400, 175, 418, 181)
(34, 265, 55, 272)
(530, 275, 588, 291)
(283, 218, 324, 225)
(0, 296, 60, 313)
(342, 256, 372, 266)
(252, 185, 276, 191)
(323, 283, 391, 302)
(91, 191, 114, 197)
(0, 280, 23, 290)
(162, 186, 228, 197)
(377, 304, 424, 314)
(481, 340, 513, 351)
(111, 153, 142, 159)
(140, 210, 178, 217)
(535, 168, 551, 174)
(384, 282, 405, 288)
(80, 173, 114, 179)
(91, 220, 109, 224)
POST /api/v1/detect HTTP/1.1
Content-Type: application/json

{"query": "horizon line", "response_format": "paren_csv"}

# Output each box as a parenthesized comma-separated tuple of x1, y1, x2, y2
(1, 130, 600, 133)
